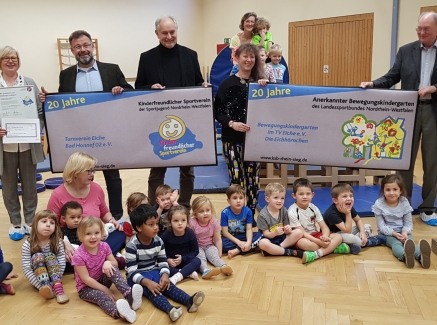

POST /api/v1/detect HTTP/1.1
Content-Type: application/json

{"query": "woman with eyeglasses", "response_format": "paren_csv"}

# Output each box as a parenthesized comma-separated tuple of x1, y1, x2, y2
(0, 45, 45, 241)
(47, 152, 126, 264)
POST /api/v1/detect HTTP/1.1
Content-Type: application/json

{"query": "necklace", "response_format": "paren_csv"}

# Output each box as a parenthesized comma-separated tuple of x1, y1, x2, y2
(236, 73, 250, 87)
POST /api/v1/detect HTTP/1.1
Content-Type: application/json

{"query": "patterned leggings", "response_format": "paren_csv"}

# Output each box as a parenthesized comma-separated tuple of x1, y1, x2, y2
(32, 252, 62, 286)
(197, 245, 226, 273)
(78, 269, 131, 318)
(128, 270, 191, 313)
(222, 142, 260, 214)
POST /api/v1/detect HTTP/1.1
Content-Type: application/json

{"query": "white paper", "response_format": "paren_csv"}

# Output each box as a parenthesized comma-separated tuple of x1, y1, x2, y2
(2, 118, 41, 144)
(0, 86, 38, 122)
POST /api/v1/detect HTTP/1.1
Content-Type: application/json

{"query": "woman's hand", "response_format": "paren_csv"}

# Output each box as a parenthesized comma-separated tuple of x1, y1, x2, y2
(0, 128, 7, 138)
(111, 218, 123, 231)
(231, 122, 250, 133)
(102, 261, 115, 277)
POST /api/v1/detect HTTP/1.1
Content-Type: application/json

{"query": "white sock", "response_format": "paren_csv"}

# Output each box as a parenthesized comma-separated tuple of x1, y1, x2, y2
(170, 272, 183, 285)
(188, 271, 199, 281)
(315, 249, 323, 259)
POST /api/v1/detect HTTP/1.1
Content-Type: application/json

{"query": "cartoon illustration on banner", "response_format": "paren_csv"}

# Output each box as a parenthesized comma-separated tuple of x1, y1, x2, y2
(342, 114, 406, 166)
(149, 115, 203, 160)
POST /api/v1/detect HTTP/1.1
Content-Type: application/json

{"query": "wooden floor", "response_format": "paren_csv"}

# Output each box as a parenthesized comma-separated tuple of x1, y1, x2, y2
(1, 153, 437, 325)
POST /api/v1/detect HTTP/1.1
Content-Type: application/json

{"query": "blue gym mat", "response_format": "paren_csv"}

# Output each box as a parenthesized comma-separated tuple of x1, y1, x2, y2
(258, 184, 430, 217)
(37, 156, 51, 172)
(164, 155, 229, 193)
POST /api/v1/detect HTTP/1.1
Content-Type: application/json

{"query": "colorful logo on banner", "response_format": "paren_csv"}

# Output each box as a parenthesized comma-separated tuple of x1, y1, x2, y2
(149, 115, 203, 160)
(22, 96, 34, 106)
(342, 114, 406, 166)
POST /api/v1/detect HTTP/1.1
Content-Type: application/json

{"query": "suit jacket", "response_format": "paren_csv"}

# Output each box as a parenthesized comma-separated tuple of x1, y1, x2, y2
(372, 40, 437, 123)
(135, 44, 204, 89)
(58, 61, 133, 92)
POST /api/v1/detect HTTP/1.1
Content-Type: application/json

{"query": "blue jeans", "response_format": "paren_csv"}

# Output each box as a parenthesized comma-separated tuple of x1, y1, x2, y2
(104, 230, 126, 255)
(168, 257, 201, 278)
(385, 234, 420, 261)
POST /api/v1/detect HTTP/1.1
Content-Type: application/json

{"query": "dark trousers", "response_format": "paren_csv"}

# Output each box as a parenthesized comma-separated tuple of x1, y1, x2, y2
(148, 166, 195, 208)
(103, 169, 123, 218)
(0, 262, 13, 283)
(105, 230, 126, 255)
(168, 257, 201, 278)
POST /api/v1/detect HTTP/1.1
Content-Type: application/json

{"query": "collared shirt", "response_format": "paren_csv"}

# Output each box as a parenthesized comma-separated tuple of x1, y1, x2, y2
(419, 39, 437, 99)
(75, 60, 103, 92)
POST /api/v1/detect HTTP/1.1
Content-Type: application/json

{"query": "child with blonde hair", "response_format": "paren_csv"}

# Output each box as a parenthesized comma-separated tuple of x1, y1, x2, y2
(190, 196, 233, 279)
(72, 216, 142, 323)
(252, 17, 273, 53)
(267, 44, 286, 83)
(21, 210, 69, 303)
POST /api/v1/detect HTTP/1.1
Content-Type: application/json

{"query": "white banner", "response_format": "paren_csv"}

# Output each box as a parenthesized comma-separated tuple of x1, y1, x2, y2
(44, 87, 216, 172)
(245, 84, 418, 170)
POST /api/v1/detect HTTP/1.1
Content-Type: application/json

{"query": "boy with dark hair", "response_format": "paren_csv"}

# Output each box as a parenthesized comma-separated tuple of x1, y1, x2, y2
(221, 184, 262, 259)
(323, 184, 385, 253)
(61, 201, 83, 271)
(126, 204, 205, 322)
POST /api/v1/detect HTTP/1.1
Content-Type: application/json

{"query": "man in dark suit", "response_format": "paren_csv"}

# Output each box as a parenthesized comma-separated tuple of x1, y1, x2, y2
(40, 30, 133, 220)
(135, 15, 208, 208)
(361, 12, 437, 226)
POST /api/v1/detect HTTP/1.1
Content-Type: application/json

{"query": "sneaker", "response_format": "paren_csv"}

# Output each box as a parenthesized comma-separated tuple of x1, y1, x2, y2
(187, 291, 205, 312)
(115, 255, 126, 269)
(168, 306, 183, 322)
(420, 212, 437, 226)
(419, 239, 431, 269)
(39, 285, 55, 299)
(130, 284, 143, 311)
(365, 235, 386, 247)
(261, 250, 271, 256)
(22, 224, 32, 236)
(201, 267, 221, 279)
(188, 271, 199, 281)
(9, 226, 25, 241)
(0, 283, 15, 295)
(432, 239, 437, 255)
(221, 265, 233, 276)
(333, 243, 350, 254)
(116, 299, 136, 323)
(404, 238, 415, 268)
(302, 251, 316, 264)
(56, 294, 69, 304)
(348, 244, 362, 255)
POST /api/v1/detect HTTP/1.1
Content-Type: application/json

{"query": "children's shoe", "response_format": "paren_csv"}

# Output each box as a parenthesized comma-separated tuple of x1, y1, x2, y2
(419, 239, 431, 269)
(221, 265, 233, 276)
(39, 285, 55, 299)
(170, 272, 183, 285)
(168, 306, 183, 322)
(201, 267, 221, 279)
(347, 244, 361, 255)
(404, 238, 415, 268)
(116, 299, 136, 323)
(0, 283, 15, 295)
(187, 291, 205, 313)
(365, 235, 386, 247)
(9, 226, 25, 241)
(432, 239, 437, 255)
(261, 250, 271, 256)
(56, 294, 70, 304)
(302, 251, 316, 264)
(333, 243, 350, 254)
(22, 224, 32, 236)
(188, 271, 199, 281)
(115, 255, 126, 270)
(130, 284, 143, 311)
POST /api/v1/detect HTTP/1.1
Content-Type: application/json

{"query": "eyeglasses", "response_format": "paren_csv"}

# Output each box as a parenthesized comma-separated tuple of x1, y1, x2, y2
(72, 43, 92, 51)
(1, 56, 18, 62)
(416, 27, 431, 33)
(85, 168, 96, 175)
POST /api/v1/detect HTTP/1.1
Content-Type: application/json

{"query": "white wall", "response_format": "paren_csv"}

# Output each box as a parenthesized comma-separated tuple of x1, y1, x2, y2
(3, 0, 437, 91)
(2, 0, 204, 91)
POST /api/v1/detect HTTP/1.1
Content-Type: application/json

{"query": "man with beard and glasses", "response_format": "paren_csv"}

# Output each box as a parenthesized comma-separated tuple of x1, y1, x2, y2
(39, 30, 133, 220)
(135, 15, 210, 209)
